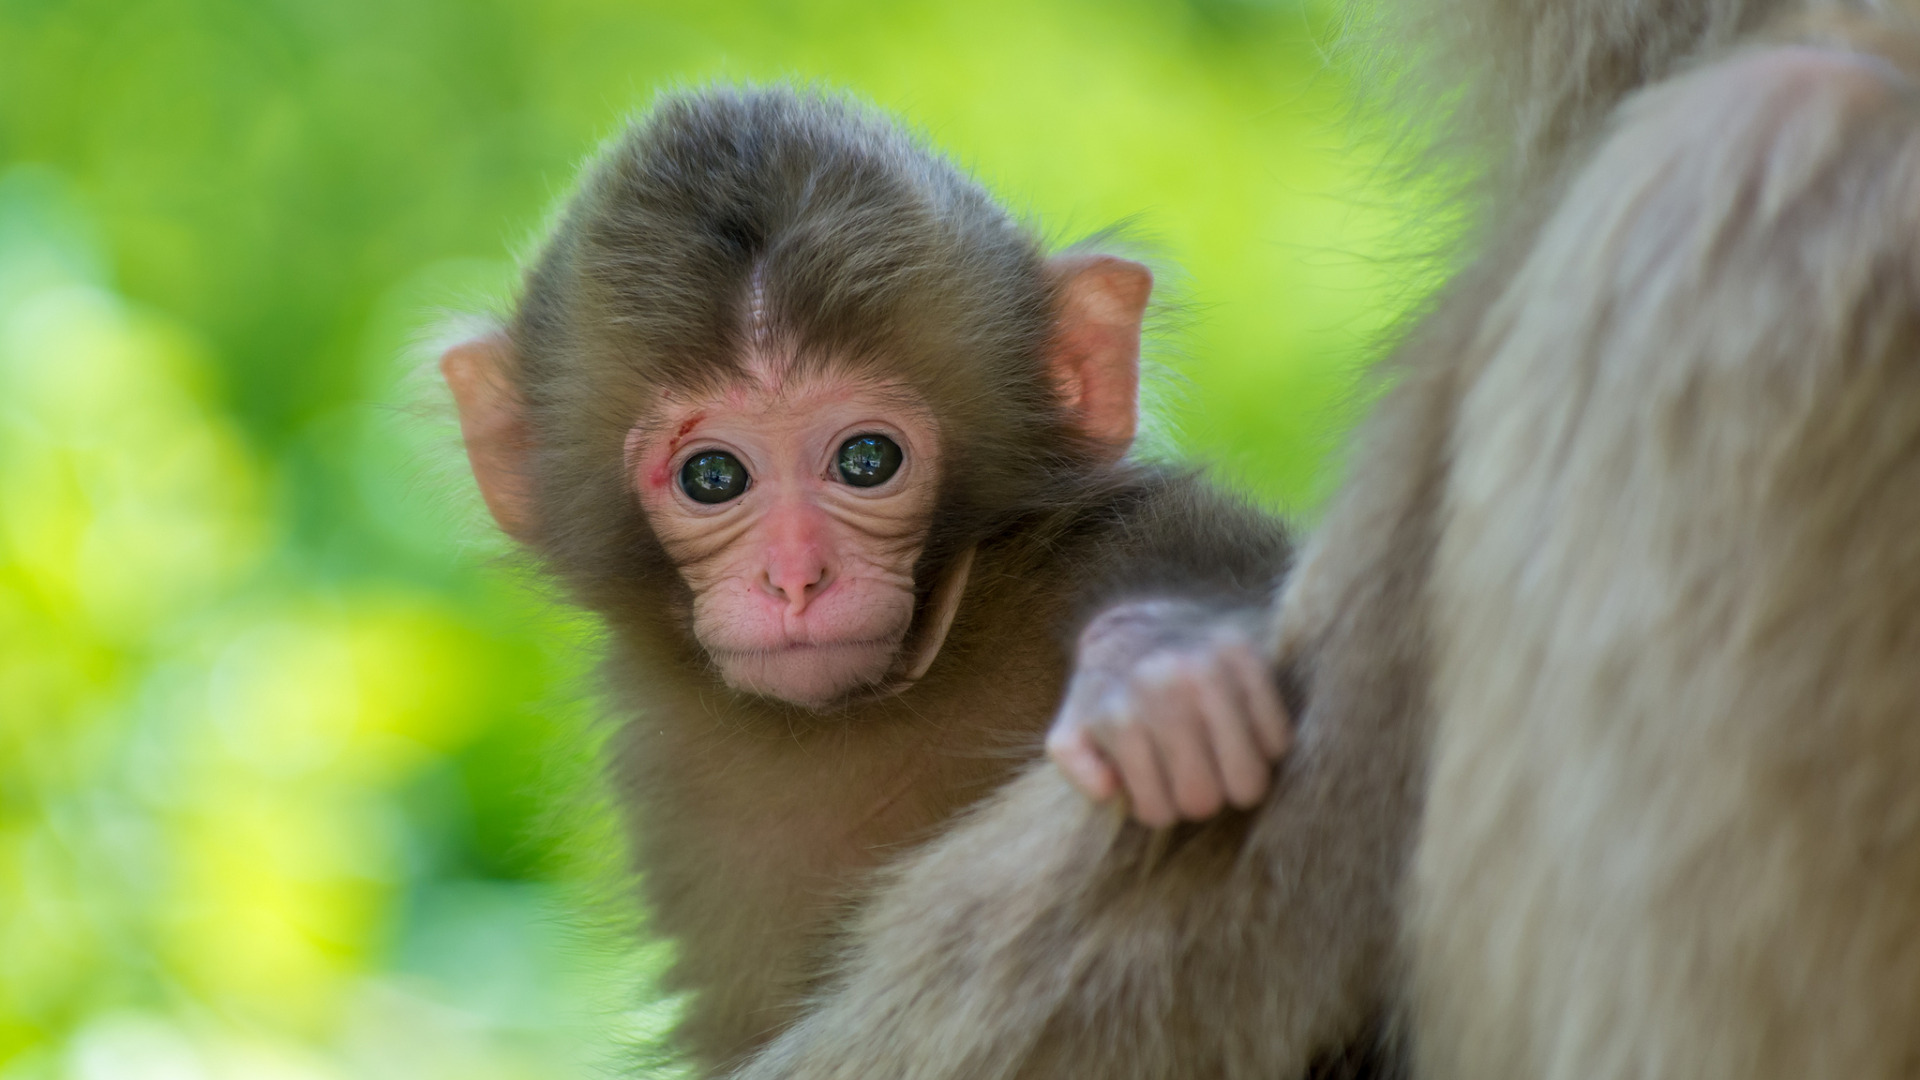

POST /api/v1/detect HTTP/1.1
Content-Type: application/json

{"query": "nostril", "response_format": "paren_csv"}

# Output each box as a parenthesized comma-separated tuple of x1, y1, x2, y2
(763, 563, 832, 611)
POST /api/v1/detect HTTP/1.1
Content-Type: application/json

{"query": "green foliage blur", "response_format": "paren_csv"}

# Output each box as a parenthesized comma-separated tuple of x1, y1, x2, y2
(0, 1, 1399, 1076)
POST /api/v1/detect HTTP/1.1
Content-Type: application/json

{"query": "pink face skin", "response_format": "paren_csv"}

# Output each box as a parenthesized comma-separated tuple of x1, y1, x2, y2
(629, 361, 942, 708)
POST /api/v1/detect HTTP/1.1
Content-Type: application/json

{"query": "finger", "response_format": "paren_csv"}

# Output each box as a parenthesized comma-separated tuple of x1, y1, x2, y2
(1195, 673, 1273, 809)
(1047, 727, 1121, 803)
(1225, 643, 1292, 759)
(1108, 719, 1179, 828)
(1146, 685, 1227, 821)
(1049, 674, 1103, 735)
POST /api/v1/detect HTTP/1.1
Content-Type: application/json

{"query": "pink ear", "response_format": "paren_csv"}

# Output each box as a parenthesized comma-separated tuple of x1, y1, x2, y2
(441, 332, 536, 541)
(1047, 255, 1151, 460)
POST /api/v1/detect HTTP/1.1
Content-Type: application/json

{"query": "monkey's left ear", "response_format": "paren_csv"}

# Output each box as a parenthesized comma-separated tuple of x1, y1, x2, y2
(1047, 255, 1152, 461)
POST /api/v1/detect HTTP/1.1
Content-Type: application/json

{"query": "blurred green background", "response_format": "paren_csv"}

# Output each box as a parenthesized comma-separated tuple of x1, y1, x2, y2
(0, 1, 1402, 1077)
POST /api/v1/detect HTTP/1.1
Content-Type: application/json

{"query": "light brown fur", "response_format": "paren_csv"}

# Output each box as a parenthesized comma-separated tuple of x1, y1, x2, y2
(1414, 14, 1920, 1078)
(723, 2, 1920, 1078)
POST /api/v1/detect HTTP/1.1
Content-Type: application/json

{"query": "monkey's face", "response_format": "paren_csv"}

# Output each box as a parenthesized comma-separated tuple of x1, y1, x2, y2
(627, 362, 943, 708)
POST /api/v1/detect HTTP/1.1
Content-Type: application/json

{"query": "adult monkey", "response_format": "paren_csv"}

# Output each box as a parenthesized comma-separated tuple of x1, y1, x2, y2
(441, 88, 1295, 1072)
(725, 2, 1920, 1079)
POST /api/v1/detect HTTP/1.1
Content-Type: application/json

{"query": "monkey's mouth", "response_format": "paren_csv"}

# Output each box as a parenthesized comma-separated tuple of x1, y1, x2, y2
(711, 638, 904, 707)
(709, 635, 903, 658)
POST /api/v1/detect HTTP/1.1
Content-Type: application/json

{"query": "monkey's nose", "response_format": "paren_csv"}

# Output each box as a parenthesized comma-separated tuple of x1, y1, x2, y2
(762, 559, 832, 615)
(759, 500, 834, 614)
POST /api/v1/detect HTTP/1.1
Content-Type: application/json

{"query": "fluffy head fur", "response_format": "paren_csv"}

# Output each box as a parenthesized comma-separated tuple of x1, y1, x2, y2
(507, 88, 1104, 634)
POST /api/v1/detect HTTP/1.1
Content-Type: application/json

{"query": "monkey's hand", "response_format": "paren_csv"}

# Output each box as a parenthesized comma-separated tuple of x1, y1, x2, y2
(1047, 600, 1292, 827)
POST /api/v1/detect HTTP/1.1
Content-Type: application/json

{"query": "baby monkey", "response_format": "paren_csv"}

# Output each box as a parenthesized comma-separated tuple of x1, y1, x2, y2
(443, 84, 1292, 1069)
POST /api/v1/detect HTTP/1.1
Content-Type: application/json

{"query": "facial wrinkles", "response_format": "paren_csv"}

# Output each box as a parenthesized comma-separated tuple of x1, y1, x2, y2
(697, 562, 916, 650)
(630, 367, 941, 662)
(674, 498, 923, 635)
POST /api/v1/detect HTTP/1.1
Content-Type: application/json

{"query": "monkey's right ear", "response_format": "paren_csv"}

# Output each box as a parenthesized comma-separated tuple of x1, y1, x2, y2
(1046, 255, 1152, 461)
(441, 332, 536, 542)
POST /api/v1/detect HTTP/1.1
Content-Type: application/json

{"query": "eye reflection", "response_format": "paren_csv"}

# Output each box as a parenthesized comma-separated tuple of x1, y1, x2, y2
(681, 451, 750, 503)
(836, 434, 903, 487)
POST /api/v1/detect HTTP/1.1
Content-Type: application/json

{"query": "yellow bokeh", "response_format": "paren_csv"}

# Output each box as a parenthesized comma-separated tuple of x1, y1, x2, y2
(0, 196, 625, 1076)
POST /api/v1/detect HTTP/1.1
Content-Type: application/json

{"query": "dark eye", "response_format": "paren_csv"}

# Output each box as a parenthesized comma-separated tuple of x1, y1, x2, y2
(680, 451, 750, 504)
(836, 434, 903, 487)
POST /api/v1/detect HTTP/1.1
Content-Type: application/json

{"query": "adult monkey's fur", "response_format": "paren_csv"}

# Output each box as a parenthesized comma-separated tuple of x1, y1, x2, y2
(727, 0, 1920, 1077)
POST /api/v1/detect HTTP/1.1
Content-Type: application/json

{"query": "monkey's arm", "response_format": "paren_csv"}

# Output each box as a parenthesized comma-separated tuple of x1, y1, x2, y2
(1041, 477, 1301, 824)
(1047, 599, 1292, 825)
(1063, 473, 1295, 630)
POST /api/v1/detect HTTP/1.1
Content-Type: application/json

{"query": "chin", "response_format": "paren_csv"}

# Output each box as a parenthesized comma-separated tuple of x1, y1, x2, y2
(718, 641, 900, 708)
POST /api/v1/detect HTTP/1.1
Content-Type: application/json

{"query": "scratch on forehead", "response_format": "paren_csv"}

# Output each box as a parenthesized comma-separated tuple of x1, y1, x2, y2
(666, 412, 706, 453)
(624, 403, 706, 478)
